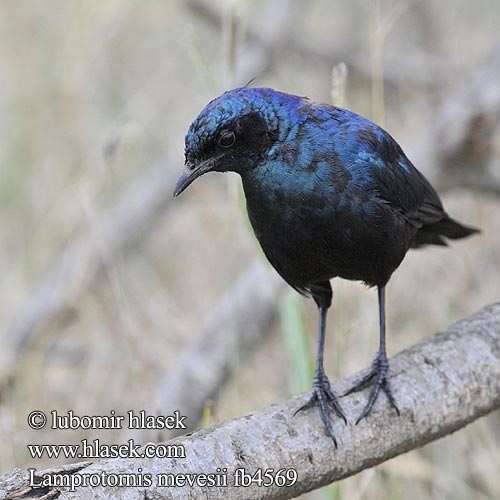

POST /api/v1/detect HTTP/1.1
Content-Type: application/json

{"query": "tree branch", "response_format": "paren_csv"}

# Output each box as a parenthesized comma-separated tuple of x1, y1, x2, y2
(2, 302, 499, 500)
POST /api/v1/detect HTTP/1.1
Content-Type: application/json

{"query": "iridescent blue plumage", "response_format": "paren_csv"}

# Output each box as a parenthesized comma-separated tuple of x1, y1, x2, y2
(175, 87, 479, 444)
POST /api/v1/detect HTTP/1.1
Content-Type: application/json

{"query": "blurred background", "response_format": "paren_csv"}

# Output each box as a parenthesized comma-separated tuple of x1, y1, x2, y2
(1, 0, 499, 498)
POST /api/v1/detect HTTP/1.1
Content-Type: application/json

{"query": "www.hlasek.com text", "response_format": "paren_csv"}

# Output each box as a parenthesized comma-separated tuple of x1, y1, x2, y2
(28, 439, 185, 460)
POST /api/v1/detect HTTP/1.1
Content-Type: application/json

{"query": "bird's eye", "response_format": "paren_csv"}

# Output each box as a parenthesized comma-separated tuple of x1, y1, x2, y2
(218, 130, 235, 148)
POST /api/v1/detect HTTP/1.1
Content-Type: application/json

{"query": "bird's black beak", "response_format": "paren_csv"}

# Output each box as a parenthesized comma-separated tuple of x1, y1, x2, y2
(173, 158, 216, 197)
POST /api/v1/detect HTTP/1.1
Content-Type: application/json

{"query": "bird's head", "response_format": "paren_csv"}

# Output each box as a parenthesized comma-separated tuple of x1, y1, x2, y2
(173, 87, 303, 197)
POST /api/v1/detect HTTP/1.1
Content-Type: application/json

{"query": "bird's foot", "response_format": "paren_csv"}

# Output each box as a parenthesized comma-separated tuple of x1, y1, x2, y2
(344, 351, 400, 424)
(295, 371, 347, 447)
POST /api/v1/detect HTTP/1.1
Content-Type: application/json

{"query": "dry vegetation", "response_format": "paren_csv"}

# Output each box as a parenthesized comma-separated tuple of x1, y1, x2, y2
(0, 1, 499, 499)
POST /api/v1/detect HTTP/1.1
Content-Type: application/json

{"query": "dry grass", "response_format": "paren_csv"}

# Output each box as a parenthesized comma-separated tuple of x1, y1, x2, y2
(1, 1, 499, 499)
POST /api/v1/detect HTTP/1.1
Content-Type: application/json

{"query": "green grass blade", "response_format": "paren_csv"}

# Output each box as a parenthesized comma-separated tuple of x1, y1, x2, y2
(279, 292, 314, 395)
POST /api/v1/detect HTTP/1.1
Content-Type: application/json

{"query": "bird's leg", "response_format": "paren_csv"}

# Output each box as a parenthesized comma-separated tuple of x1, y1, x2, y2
(344, 285, 400, 424)
(295, 303, 346, 446)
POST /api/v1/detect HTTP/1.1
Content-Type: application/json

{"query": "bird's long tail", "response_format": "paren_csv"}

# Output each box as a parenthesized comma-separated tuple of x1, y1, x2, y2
(411, 215, 480, 248)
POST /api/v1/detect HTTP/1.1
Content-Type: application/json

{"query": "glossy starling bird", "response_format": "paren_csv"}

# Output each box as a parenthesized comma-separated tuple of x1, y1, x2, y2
(174, 87, 479, 445)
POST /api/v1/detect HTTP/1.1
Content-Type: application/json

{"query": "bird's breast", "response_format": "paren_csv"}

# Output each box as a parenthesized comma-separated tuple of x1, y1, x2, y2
(240, 162, 412, 288)
(242, 165, 333, 230)
(240, 166, 341, 286)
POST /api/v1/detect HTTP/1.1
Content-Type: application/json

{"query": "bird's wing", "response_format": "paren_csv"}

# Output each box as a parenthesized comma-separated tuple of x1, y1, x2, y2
(358, 125, 445, 229)
(304, 104, 446, 229)
(306, 104, 445, 229)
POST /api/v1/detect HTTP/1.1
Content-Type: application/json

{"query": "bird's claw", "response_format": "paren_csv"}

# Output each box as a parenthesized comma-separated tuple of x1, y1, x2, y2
(295, 373, 347, 446)
(343, 352, 400, 424)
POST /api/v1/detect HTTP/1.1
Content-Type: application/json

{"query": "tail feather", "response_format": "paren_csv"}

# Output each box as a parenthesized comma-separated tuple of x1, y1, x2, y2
(411, 215, 480, 249)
